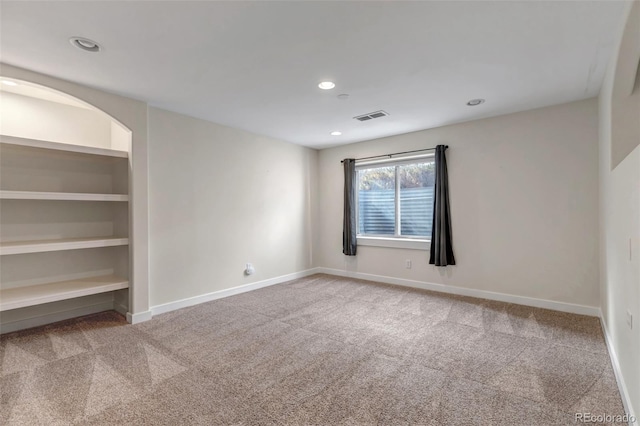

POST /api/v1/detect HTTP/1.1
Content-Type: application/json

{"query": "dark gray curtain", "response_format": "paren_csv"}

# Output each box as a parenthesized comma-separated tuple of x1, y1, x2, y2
(429, 145, 455, 266)
(343, 159, 357, 256)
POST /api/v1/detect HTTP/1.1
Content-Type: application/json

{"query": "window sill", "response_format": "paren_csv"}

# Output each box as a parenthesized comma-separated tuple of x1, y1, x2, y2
(357, 236, 430, 251)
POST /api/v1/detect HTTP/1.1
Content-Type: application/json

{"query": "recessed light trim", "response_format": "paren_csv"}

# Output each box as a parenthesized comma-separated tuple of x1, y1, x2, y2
(330, 131, 342, 136)
(69, 37, 101, 53)
(466, 99, 485, 106)
(1, 80, 18, 86)
(318, 81, 336, 90)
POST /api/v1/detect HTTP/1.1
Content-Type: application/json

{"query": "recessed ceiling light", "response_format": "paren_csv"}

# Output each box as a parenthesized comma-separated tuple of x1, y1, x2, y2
(69, 36, 102, 53)
(466, 99, 485, 106)
(318, 81, 336, 90)
(330, 131, 342, 136)
(1, 80, 18, 86)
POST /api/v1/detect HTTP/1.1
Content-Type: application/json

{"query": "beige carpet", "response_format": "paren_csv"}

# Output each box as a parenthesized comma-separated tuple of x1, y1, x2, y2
(0, 274, 626, 425)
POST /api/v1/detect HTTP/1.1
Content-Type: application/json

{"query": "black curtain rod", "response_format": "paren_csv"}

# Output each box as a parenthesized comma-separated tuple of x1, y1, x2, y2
(340, 146, 447, 163)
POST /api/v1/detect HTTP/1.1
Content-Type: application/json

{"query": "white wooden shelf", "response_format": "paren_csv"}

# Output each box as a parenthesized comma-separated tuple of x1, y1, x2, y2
(0, 134, 128, 158)
(0, 190, 129, 202)
(0, 275, 129, 311)
(0, 237, 129, 256)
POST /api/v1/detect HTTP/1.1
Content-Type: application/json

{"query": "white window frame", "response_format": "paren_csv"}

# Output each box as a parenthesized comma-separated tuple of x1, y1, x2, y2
(355, 153, 434, 251)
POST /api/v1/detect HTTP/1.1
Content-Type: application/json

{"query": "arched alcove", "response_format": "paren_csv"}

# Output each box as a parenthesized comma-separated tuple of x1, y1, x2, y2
(0, 76, 134, 332)
(0, 77, 132, 152)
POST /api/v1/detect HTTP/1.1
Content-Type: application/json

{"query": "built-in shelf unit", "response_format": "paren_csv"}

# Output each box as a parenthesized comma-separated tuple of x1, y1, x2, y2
(0, 133, 130, 318)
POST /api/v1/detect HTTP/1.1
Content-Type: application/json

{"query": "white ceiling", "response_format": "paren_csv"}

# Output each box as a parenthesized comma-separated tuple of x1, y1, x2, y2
(0, 1, 627, 149)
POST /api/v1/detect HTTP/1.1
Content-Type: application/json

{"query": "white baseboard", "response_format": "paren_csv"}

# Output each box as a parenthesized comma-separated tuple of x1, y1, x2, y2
(599, 311, 637, 425)
(126, 310, 153, 324)
(0, 301, 114, 334)
(150, 268, 321, 316)
(316, 268, 600, 317)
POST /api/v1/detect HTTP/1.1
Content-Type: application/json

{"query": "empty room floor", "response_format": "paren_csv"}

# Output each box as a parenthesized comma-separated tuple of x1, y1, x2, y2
(0, 274, 625, 425)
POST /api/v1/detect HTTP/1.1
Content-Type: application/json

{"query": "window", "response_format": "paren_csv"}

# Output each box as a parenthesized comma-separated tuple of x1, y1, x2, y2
(356, 156, 435, 247)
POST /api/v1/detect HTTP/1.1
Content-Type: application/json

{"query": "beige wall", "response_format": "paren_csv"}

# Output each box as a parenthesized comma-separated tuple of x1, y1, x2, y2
(599, 1, 640, 418)
(148, 107, 317, 307)
(317, 98, 600, 308)
(610, 0, 640, 169)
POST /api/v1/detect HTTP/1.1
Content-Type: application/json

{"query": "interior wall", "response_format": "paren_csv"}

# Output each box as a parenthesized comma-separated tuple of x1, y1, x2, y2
(599, 1, 640, 418)
(0, 91, 112, 148)
(317, 98, 600, 308)
(148, 107, 317, 307)
(610, 0, 640, 169)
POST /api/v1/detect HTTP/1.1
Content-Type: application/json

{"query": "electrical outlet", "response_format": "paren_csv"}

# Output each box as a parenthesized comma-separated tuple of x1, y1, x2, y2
(245, 263, 255, 276)
(627, 310, 633, 329)
(405, 259, 412, 269)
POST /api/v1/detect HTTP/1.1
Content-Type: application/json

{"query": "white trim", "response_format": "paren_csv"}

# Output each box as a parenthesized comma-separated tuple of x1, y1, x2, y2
(0, 190, 129, 202)
(150, 268, 321, 316)
(599, 310, 637, 424)
(357, 236, 429, 250)
(394, 166, 400, 232)
(126, 310, 152, 324)
(317, 268, 600, 316)
(0, 237, 129, 255)
(356, 152, 435, 167)
(0, 301, 114, 334)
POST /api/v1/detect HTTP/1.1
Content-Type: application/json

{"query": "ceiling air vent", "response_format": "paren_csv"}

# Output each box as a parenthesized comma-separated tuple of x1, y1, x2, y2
(354, 110, 389, 122)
